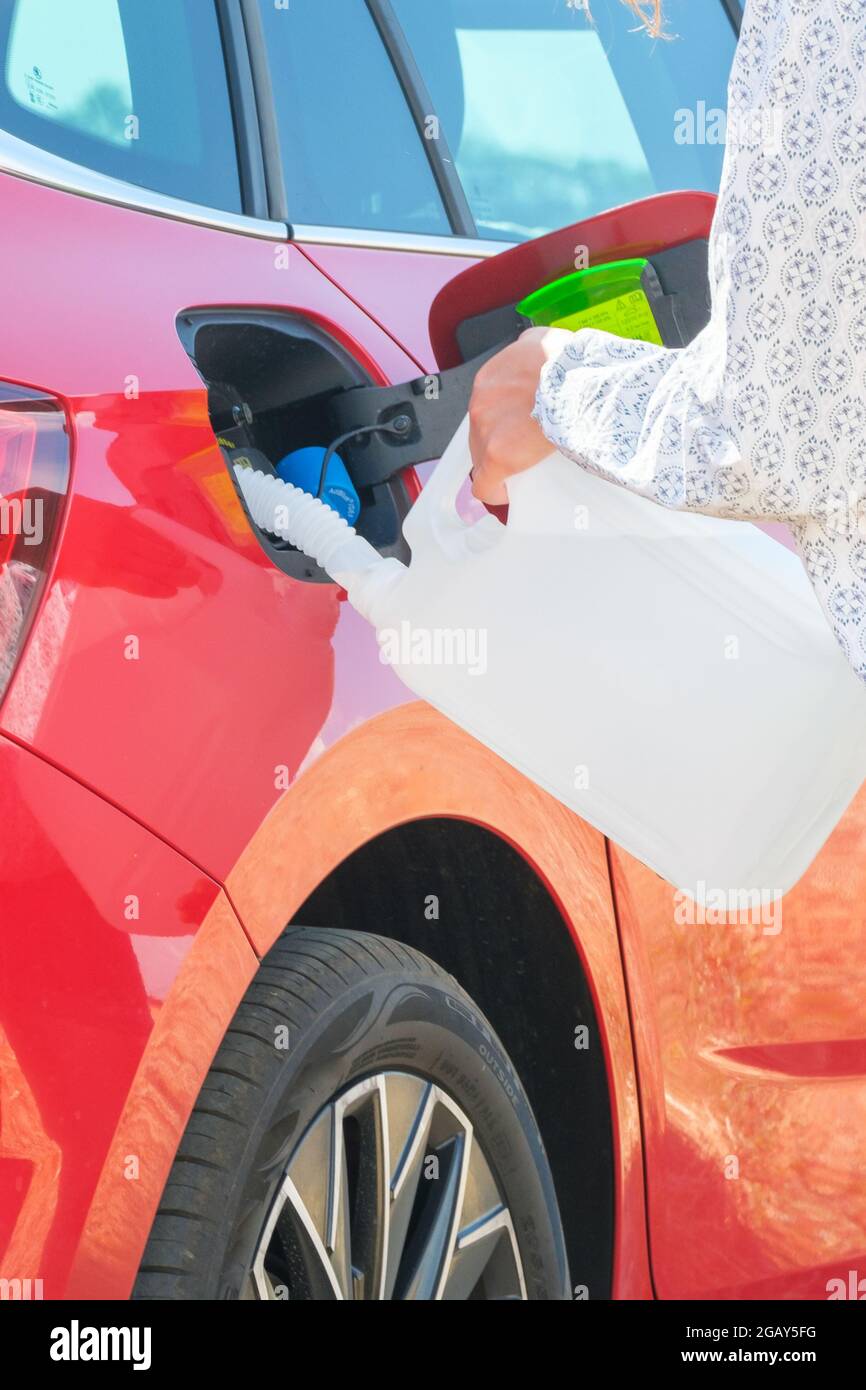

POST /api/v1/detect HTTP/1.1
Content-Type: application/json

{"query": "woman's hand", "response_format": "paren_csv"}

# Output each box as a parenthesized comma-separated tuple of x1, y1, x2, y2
(469, 326, 573, 505)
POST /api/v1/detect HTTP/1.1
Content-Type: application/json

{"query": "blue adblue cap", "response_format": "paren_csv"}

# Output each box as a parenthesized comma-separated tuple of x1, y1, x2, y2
(275, 446, 361, 525)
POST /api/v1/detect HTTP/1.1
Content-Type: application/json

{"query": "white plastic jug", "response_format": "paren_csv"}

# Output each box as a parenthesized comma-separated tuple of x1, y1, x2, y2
(236, 420, 866, 898)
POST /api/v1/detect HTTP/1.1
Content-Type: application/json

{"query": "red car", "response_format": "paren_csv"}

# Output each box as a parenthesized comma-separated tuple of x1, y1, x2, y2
(4, 0, 861, 1305)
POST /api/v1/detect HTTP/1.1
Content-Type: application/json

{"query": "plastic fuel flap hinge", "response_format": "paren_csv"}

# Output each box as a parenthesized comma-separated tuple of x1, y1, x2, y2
(328, 331, 526, 487)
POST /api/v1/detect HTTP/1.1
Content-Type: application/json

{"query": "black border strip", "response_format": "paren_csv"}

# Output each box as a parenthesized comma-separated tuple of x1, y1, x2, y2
(238, 0, 290, 225)
(365, 0, 476, 239)
(215, 0, 269, 220)
(720, 0, 743, 35)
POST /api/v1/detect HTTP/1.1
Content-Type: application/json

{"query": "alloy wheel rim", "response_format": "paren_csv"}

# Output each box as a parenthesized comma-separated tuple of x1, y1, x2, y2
(248, 1071, 527, 1300)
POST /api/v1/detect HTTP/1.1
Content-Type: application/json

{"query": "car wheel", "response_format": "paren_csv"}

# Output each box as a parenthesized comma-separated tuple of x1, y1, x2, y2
(133, 927, 570, 1301)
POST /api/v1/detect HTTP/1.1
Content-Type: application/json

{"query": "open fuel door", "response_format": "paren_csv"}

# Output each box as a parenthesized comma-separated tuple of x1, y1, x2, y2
(325, 191, 717, 485)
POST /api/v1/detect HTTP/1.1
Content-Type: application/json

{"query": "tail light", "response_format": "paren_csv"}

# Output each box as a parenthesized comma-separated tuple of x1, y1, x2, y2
(0, 383, 70, 702)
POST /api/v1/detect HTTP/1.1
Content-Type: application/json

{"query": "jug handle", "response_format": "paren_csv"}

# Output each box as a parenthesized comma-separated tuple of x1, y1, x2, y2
(403, 415, 505, 562)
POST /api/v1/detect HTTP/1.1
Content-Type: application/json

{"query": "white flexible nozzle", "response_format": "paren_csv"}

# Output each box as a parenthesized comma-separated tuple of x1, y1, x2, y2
(234, 465, 406, 622)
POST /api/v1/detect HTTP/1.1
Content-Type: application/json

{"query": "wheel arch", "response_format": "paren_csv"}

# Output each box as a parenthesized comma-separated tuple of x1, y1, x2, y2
(224, 702, 651, 1298)
(291, 815, 616, 1295)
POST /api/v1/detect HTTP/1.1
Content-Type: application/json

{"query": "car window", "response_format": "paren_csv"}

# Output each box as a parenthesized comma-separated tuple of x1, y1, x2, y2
(391, 0, 738, 242)
(0, 0, 242, 213)
(257, 0, 449, 237)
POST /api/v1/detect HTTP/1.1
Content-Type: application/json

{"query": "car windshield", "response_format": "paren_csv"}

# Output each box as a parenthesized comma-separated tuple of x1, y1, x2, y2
(391, 0, 738, 242)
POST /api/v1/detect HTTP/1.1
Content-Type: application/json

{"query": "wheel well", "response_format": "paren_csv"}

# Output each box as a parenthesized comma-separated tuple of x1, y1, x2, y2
(291, 816, 615, 1297)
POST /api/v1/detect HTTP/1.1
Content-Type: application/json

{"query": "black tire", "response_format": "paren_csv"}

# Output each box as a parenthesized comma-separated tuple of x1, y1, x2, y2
(133, 927, 570, 1300)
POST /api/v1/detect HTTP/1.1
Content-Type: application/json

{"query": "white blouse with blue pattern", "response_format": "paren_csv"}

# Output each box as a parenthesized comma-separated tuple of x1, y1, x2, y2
(533, 0, 866, 681)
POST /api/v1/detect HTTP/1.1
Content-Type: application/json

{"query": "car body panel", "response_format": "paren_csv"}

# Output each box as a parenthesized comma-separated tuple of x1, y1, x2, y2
(0, 734, 256, 1301)
(609, 800, 866, 1301)
(64, 889, 258, 1301)
(0, 169, 642, 1300)
(0, 171, 421, 881)
(224, 698, 652, 1301)
(298, 240, 483, 372)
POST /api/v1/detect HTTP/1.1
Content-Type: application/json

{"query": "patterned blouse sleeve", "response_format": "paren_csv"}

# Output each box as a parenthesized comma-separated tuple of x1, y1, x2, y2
(531, 0, 866, 679)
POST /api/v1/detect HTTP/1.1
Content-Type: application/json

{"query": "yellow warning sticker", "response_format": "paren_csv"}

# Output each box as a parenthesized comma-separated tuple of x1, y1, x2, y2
(550, 289, 663, 346)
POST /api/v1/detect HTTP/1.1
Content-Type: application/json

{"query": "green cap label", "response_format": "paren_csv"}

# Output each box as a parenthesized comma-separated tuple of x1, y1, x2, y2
(548, 287, 663, 345)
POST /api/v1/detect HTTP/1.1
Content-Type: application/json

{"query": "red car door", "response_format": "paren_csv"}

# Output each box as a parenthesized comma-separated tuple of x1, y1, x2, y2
(0, 0, 426, 880)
